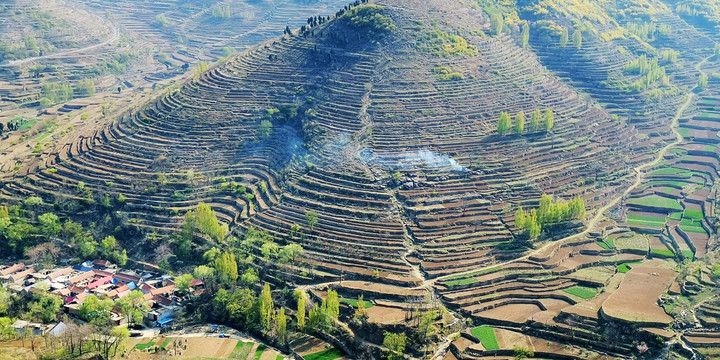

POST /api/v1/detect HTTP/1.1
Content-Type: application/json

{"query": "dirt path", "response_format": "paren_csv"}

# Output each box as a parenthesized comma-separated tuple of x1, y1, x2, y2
(0, 17, 119, 67)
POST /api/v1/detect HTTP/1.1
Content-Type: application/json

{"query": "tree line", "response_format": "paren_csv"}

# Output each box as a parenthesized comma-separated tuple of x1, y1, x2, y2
(497, 109, 554, 136)
(515, 194, 586, 240)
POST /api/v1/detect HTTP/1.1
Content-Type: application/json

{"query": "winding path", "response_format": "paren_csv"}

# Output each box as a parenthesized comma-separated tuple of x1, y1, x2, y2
(0, 18, 119, 67)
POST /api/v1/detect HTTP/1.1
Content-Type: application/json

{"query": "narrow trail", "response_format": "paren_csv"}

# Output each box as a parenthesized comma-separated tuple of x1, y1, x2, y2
(0, 18, 119, 67)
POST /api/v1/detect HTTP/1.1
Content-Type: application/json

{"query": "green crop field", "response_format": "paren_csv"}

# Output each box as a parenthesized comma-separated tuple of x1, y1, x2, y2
(683, 209, 704, 220)
(340, 298, 374, 309)
(651, 249, 675, 258)
(627, 196, 683, 211)
(470, 326, 499, 350)
(563, 286, 598, 299)
(304, 348, 344, 360)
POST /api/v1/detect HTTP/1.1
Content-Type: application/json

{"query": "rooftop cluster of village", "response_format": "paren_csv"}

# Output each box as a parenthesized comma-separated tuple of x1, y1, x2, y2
(0, 260, 201, 335)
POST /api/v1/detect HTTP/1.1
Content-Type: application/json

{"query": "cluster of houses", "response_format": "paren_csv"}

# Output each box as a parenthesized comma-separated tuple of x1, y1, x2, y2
(0, 260, 196, 335)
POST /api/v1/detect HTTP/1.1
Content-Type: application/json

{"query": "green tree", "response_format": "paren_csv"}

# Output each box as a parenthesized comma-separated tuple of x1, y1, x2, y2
(99, 235, 117, 258)
(261, 242, 279, 259)
(572, 29, 582, 50)
(529, 109, 542, 132)
(491, 14, 503, 35)
(698, 72, 709, 90)
(214, 252, 238, 284)
(296, 290, 306, 330)
(175, 274, 194, 293)
(258, 120, 273, 139)
(544, 109, 554, 132)
(326, 289, 339, 320)
(515, 207, 527, 229)
(37, 213, 61, 238)
(305, 210, 318, 231)
(514, 111, 525, 135)
(276, 307, 287, 344)
(497, 111, 512, 135)
(259, 283, 274, 334)
(0, 287, 10, 316)
(203, 247, 221, 262)
(560, 27, 569, 47)
(240, 267, 259, 286)
(528, 218, 541, 240)
(521, 22, 530, 48)
(116, 290, 150, 326)
(28, 294, 62, 323)
(383, 332, 407, 360)
(279, 243, 304, 266)
(355, 295, 368, 322)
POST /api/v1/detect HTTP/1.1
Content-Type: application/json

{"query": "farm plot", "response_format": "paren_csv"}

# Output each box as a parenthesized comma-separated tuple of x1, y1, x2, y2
(601, 263, 676, 325)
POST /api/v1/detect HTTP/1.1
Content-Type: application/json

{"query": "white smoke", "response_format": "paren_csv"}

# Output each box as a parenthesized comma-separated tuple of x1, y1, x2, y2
(360, 148, 467, 172)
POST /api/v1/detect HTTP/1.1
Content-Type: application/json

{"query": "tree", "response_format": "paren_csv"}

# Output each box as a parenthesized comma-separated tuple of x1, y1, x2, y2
(491, 14, 503, 35)
(528, 219, 541, 240)
(521, 22, 529, 48)
(326, 290, 340, 320)
(0, 287, 10, 316)
(214, 252, 238, 284)
(194, 265, 215, 289)
(37, 213, 61, 238)
(355, 295, 368, 322)
(514, 111, 525, 135)
(698, 72, 708, 90)
(28, 293, 62, 323)
(544, 109, 554, 132)
(175, 274, 194, 293)
(203, 247, 221, 262)
(497, 111, 512, 135)
(276, 308, 287, 344)
(240, 267, 259, 286)
(97, 326, 129, 360)
(560, 27, 569, 47)
(383, 332, 407, 360)
(259, 283, 274, 334)
(279, 243, 304, 266)
(296, 290, 306, 330)
(261, 242, 279, 259)
(116, 290, 150, 326)
(305, 210, 318, 231)
(515, 207, 527, 229)
(572, 29, 582, 50)
(79, 295, 114, 326)
(258, 120, 273, 139)
(530, 109, 542, 132)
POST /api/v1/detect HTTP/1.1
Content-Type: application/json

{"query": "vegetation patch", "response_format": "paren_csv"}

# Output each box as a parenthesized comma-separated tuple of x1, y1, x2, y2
(304, 348, 344, 360)
(340, 297, 374, 309)
(563, 286, 599, 299)
(340, 4, 396, 34)
(417, 29, 478, 57)
(470, 326, 499, 350)
(651, 249, 675, 258)
(627, 195, 683, 211)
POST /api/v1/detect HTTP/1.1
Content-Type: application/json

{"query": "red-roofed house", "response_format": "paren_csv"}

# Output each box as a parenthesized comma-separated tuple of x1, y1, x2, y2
(86, 275, 113, 290)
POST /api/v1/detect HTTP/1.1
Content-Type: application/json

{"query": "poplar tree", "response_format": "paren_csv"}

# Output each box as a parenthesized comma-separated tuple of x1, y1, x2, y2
(530, 109, 542, 132)
(497, 111, 512, 135)
(259, 283, 274, 334)
(514, 111, 525, 135)
(573, 29, 582, 50)
(544, 109, 554, 132)
(521, 22, 530, 48)
(560, 27, 569, 47)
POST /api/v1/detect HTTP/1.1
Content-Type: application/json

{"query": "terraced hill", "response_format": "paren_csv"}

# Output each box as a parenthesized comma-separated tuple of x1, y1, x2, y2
(1, 0, 719, 358)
